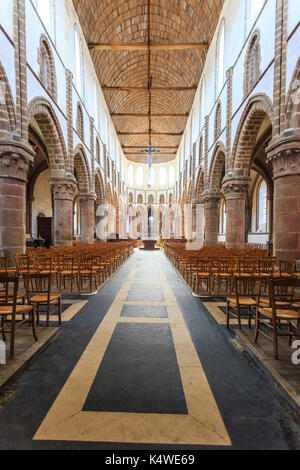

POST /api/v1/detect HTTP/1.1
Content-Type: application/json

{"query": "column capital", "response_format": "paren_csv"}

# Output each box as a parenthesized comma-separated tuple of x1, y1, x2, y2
(202, 190, 222, 205)
(0, 141, 35, 182)
(266, 135, 300, 179)
(222, 177, 249, 197)
(50, 177, 77, 201)
(78, 193, 97, 203)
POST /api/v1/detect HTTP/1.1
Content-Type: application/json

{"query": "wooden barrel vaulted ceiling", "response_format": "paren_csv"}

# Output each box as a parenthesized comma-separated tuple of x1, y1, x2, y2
(72, 0, 224, 163)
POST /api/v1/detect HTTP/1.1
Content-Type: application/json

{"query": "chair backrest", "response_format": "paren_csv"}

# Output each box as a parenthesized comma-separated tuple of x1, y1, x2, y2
(0, 274, 18, 311)
(279, 260, 296, 275)
(23, 272, 52, 302)
(0, 256, 8, 272)
(233, 275, 262, 299)
(15, 254, 29, 271)
(268, 277, 300, 308)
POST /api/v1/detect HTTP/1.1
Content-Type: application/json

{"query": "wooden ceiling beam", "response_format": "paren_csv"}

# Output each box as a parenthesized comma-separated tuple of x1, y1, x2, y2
(117, 132, 183, 136)
(124, 152, 176, 155)
(88, 42, 209, 51)
(102, 86, 196, 92)
(122, 146, 178, 149)
(111, 113, 189, 118)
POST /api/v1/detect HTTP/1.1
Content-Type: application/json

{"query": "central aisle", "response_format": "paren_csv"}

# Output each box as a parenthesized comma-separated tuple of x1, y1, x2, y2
(0, 249, 299, 449)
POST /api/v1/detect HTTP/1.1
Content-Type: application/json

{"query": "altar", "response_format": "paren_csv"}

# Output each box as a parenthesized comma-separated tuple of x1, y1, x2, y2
(140, 238, 159, 250)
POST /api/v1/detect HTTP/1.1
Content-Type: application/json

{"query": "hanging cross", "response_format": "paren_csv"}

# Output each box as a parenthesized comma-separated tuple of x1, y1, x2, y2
(141, 141, 160, 187)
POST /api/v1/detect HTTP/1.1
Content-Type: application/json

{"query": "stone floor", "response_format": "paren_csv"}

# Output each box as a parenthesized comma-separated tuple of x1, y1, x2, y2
(0, 249, 299, 450)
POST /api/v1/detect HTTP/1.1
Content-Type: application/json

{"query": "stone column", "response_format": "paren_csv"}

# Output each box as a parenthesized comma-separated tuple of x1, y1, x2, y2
(50, 177, 76, 246)
(267, 136, 300, 261)
(79, 194, 96, 244)
(222, 178, 249, 249)
(0, 143, 34, 262)
(203, 191, 221, 245)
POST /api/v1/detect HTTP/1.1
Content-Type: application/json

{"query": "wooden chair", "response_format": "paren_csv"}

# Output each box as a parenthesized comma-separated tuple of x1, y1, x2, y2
(273, 260, 296, 278)
(23, 272, 61, 327)
(59, 255, 78, 292)
(212, 258, 233, 296)
(0, 275, 37, 358)
(77, 256, 98, 293)
(254, 277, 300, 359)
(192, 259, 212, 296)
(226, 275, 262, 329)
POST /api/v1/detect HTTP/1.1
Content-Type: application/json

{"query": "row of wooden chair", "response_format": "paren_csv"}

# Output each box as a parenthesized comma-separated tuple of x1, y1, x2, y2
(164, 242, 297, 296)
(0, 241, 134, 358)
(226, 275, 300, 360)
(164, 242, 300, 359)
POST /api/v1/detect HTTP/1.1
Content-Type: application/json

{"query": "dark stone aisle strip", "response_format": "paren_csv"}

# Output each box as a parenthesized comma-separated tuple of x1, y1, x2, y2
(83, 322, 187, 415)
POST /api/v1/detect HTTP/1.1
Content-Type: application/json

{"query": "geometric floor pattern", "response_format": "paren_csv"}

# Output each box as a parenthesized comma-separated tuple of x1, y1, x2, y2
(0, 249, 299, 449)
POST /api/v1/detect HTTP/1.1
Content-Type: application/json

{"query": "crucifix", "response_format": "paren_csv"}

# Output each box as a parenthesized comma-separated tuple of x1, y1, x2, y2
(141, 140, 160, 187)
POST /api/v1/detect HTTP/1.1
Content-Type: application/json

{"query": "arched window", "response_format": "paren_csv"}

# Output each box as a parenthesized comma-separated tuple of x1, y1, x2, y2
(37, 0, 50, 29)
(256, 179, 267, 233)
(136, 166, 144, 187)
(159, 166, 166, 187)
(95, 138, 100, 164)
(76, 103, 84, 140)
(137, 194, 143, 204)
(74, 26, 82, 93)
(214, 102, 221, 140)
(128, 192, 133, 203)
(38, 36, 57, 100)
(200, 78, 205, 129)
(216, 20, 225, 94)
(250, 0, 264, 22)
(107, 157, 110, 179)
(128, 164, 133, 186)
(244, 33, 261, 95)
(94, 79, 99, 130)
(220, 199, 226, 234)
(159, 194, 165, 204)
(148, 194, 154, 204)
(169, 164, 175, 186)
(148, 167, 155, 187)
(73, 198, 81, 236)
(169, 193, 173, 204)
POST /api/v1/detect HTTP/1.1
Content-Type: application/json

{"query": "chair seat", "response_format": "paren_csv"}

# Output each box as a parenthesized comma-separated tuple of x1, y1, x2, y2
(215, 272, 231, 277)
(227, 297, 256, 306)
(273, 272, 293, 277)
(194, 272, 210, 276)
(30, 294, 60, 303)
(259, 298, 290, 307)
(259, 307, 300, 320)
(60, 270, 73, 275)
(0, 304, 33, 315)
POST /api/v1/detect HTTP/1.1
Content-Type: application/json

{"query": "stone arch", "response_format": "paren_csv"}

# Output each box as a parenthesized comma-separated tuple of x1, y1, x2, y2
(73, 144, 90, 195)
(243, 30, 261, 97)
(95, 169, 105, 206)
(28, 97, 68, 172)
(231, 93, 273, 177)
(0, 61, 16, 139)
(195, 167, 205, 203)
(285, 57, 300, 133)
(208, 142, 226, 191)
(76, 102, 84, 141)
(214, 101, 222, 141)
(37, 34, 58, 101)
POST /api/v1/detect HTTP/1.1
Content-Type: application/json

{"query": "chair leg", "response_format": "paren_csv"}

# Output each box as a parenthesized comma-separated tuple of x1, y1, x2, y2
(58, 298, 61, 325)
(32, 307, 38, 341)
(9, 315, 15, 358)
(46, 303, 50, 327)
(254, 309, 259, 343)
(226, 302, 230, 328)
